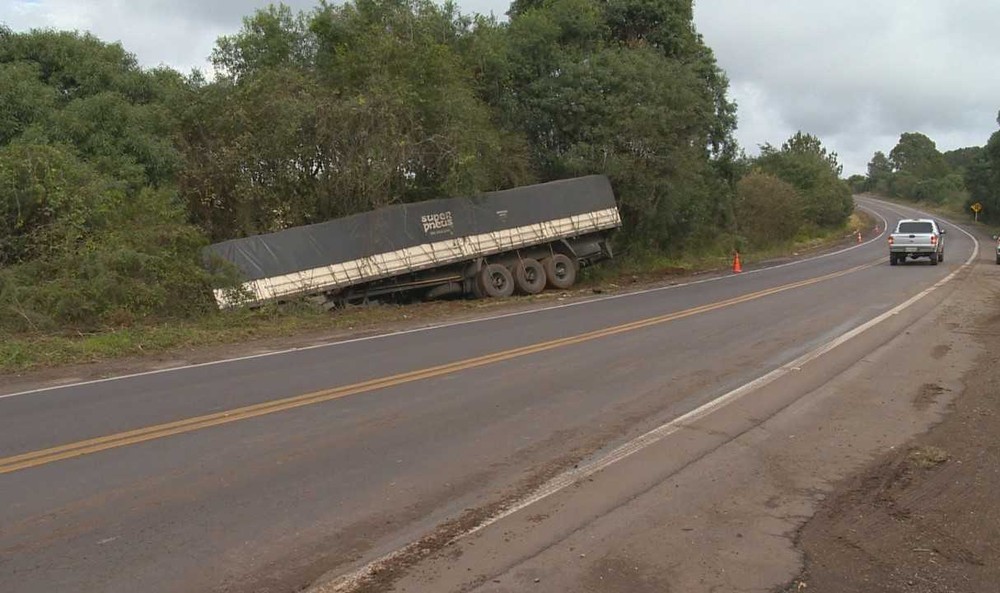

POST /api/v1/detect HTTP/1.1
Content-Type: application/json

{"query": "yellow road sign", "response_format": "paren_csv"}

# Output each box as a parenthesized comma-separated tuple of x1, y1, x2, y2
(971, 202, 983, 213)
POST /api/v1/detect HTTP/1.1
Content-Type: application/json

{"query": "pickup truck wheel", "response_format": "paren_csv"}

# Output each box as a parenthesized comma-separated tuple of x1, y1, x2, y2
(929, 254, 938, 265)
(478, 263, 515, 298)
(889, 255, 897, 266)
(938, 252, 944, 263)
(542, 254, 576, 290)
(513, 258, 546, 294)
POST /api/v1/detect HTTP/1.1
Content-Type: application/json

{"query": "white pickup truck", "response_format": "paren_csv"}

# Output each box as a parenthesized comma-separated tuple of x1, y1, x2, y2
(888, 218, 946, 266)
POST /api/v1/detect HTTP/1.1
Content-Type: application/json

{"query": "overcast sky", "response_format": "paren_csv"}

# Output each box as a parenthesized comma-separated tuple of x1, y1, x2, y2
(3, 0, 999, 175)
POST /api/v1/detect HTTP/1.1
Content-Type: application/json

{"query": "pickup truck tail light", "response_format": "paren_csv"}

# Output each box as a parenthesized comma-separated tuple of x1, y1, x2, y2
(887, 236, 894, 245)
(931, 235, 938, 245)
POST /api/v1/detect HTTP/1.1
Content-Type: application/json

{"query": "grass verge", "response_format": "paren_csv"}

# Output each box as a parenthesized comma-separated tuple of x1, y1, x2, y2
(0, 214, 875, 376)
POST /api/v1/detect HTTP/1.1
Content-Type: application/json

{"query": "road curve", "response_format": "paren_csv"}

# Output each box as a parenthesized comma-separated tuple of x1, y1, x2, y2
(0, 197, 981, 593)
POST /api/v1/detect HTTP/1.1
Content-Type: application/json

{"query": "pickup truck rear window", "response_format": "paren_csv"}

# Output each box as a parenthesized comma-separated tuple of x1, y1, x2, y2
(897, 222, 934, 233)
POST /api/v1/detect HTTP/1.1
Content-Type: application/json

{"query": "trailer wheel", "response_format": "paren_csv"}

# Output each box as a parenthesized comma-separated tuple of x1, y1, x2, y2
(513, 258, 546, 294)
(542, 254, 576, 290)
(478, 264, 515, 298)
(470, 276, 484, 299)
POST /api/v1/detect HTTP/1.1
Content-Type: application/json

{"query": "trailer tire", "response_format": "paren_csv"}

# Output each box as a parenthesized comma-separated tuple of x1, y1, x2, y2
(478, 264, 515, 298)
(425, 282, 463, 301)
(513, 258, 546, 294)
(470, 276, 484, 299)
(542, 254, 576, 290)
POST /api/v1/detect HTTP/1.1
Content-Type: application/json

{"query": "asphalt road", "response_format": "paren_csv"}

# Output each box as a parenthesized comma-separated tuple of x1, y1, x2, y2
(0, 197, 983, 593)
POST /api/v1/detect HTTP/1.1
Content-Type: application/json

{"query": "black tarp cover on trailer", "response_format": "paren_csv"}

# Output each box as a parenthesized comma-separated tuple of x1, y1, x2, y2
(203, 175, 618, 282)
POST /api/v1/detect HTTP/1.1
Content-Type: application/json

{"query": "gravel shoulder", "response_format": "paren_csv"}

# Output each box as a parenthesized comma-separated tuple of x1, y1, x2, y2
(782, 257, 1000, 592)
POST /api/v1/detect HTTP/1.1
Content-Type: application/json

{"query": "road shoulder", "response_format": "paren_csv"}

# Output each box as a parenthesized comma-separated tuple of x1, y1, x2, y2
(782, 261, 1000, 592)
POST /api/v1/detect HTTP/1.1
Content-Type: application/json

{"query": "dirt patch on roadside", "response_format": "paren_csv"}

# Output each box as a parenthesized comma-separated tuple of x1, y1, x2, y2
(311, 449, 593, 593)
(782, 295, 1000, 592)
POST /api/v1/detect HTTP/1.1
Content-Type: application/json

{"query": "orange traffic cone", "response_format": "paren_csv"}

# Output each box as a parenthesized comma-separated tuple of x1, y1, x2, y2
(732, 251, 743, 273)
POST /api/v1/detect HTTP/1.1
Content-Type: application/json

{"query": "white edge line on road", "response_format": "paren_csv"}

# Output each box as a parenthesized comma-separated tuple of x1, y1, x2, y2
(321, 210, 977, 593)
(0, 205, 890, 401)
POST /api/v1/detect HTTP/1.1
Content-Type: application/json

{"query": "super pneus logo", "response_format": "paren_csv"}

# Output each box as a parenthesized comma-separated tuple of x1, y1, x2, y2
(421, 211, 454, 236)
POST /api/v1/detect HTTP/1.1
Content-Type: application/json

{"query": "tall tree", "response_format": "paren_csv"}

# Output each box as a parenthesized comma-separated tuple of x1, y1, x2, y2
(943, 146, 983, 174)
(889, 132, 948, 179)
(965, 113, 1000, 223)
(186, 0, 511, 240)
(755, 132, 852, 228)
(475, 0, 736, 253)
(866, 150, 892, 192)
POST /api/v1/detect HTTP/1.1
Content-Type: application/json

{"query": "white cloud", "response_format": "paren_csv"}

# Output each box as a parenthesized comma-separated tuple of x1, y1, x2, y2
(2, 0, 319, 72)
(694, 0, 1000, 174)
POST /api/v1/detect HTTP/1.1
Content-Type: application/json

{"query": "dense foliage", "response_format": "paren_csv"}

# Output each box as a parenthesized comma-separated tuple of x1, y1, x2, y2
(0, 3, 854, 333)
(965, 116, 1000, 224)
(861, 117, 1000, 224)
(0, 29, 217, 331)
(754, 133, 852, 230)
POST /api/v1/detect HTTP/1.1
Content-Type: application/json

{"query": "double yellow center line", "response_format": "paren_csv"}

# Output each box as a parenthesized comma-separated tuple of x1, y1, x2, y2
(0, 261, 876, 475)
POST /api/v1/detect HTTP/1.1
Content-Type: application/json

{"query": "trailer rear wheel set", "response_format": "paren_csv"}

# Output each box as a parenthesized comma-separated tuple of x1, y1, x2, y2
(472, 250, 581, 300)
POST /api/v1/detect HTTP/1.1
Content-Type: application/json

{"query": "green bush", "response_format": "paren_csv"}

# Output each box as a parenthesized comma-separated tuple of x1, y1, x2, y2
(754, 132, 853, 229)
(0, 187, 219, 332)
(734, 171, 803, 248)
(0, 142, 119, 265)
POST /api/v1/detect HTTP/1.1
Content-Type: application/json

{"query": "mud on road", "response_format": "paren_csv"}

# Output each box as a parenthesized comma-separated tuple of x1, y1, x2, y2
(783, 264, 1000, 593)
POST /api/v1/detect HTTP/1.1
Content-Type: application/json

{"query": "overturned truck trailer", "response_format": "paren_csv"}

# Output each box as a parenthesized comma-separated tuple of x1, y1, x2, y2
(204, 175, 622, 308)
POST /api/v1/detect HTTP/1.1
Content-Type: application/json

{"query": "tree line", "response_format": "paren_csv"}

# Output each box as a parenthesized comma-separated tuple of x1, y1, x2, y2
(0, 0, 852, 333)
(856, 115, 1000, 223)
